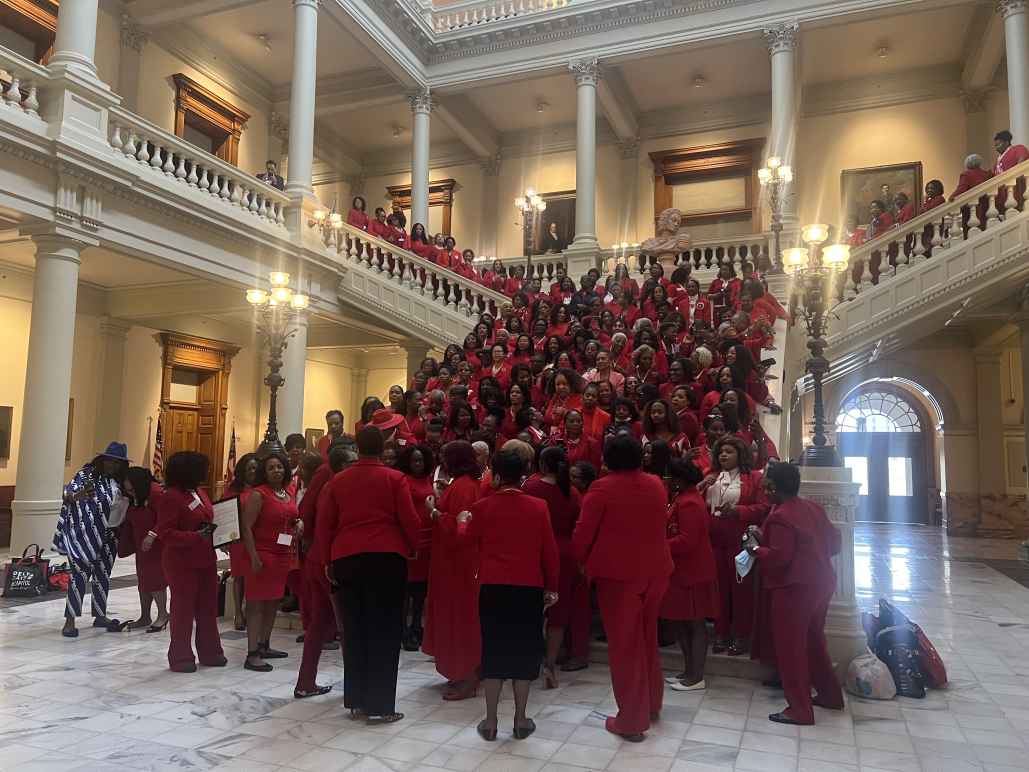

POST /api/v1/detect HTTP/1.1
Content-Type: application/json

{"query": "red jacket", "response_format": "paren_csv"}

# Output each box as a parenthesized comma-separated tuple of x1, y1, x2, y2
(755, 496, 840, 590)
(995, 144, 1029, 174)
(950, 168, 992, 200)
(155, 487, 216, 571)
(299, 462, 333, 551)
(461, 488, 559, 590)
(347, 208, 369, 231)
(666, 489, 717, 586)
(318, 458, 420, 564)
(572, 470, 674, 582)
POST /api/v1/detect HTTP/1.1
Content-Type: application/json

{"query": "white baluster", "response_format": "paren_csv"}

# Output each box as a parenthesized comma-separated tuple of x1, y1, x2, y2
(911, 231, 926, 266)
(219, 175, 231, 200)
(237, 187, 249, 210)
(162, 149, 175, 175)
(149, 145, 163, 172)
(259, 195, 269, 219)
(186, 160, 199, 186)
(846, 271, 858, 300)
(460, 284, 471, 314)
(4, 73, 21, 109)
(208, 172, 221, 197)
(135, 136, 150, 165)
(249, 191, 260, 214)
(276, 202, 286, 226)
(966, 203, 981, 236)
(110, 124, 123, 151)
(986, 194, 1000, 227)
(174, 156, 187, 182)
(23, 83, 38, 116)
(122, 132, 136, 159)
(198, 167, 210, 192)
(942, 213, 954, 249)
(930, 222, 943, 252)
(404, 260, 416, 289)
(1005, 187, 1019, 219)
(859, 257, 873, 290)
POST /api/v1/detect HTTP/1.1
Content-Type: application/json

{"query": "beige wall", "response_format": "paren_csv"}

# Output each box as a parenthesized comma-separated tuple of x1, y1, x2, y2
(95, 7, 121, 91)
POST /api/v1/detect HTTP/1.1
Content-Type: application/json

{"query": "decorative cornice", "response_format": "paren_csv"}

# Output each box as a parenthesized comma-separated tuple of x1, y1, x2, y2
(120, 14, 149, 53)
(998, 0, 1026, 20)
(569, 58, 601, 87)
(763, 21, 799, 55)
(409, 88, 434, 114)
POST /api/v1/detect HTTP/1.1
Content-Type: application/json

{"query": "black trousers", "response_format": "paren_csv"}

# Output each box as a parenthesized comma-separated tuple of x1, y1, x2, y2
(333, 552, 407, 715)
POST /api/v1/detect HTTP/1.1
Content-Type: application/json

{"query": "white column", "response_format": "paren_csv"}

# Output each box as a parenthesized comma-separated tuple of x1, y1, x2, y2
(11, 235, 87, 550)
(1001, 0, 1029, 145)
(479, 155, 501, 257)
(569, 59, 600, 248)
(93, 318, 132, 453)
(285, 0, 319, 200)
(764, 22, 799, 223)
(50, 0, 100, 76)
(404, 342, 430, 387)
(351, 368, 369, 432)
(279, 313, 309, 437)
(410, 89, 433, 230)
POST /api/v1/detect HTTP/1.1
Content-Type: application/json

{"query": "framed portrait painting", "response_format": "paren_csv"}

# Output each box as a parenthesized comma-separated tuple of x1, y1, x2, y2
(840, 162, 923, 231)
(305, 428, 324, 452)
(530, 190, 576, 256)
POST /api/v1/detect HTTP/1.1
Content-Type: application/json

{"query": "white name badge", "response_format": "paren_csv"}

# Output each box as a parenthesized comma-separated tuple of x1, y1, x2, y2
(188, 493, 202, 511)
(277, 533, 293, 547)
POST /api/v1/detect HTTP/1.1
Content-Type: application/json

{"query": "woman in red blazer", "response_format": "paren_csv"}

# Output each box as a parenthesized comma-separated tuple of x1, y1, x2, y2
(422, 441, 483, 700)
(749, 462, 844, 725)
(155, 452, 226, 673)
(572, 434, 674, 742)
(396, 444, 437, 652)
(460, 449, 560, 741)
(701, 435, 768, 656)
(346, 196, 369, 231)
(661, 459, 719, 692)
(119, 466, 167, 632)
(318, 427, 420, 724)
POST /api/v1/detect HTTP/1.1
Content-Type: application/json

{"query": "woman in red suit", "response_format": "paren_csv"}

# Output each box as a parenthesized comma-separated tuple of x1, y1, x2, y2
(120, 466, 167, 632)
(347, 196, 369, 231)
(701, 435, 768, 656)
(708, 263, 741, 319)
(224, 453, 258, 630)
(662, 459, 719, 692)
(397, 444, 436, 651)
(543, 368, 584, 431)
(749, 462, 844, 725)
(409, 223, 435, 258)
(240, 452, 301, 672)
(579, 383, 611, 441)
(523, 446, 590, 685)
(639, 398, 690, 457)
(572, 434, 673, 742)
(460, 449, 560, 741)
(423, 441, 483, 700)
(484, 343, 512, 392)
(155, 452, 226, 673)
(555, 410, 602, 473)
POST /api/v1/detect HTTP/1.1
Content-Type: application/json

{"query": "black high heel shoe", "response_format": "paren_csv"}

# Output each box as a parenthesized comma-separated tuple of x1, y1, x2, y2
(244, 651, 272, 672)
(476, 720, 497, 741)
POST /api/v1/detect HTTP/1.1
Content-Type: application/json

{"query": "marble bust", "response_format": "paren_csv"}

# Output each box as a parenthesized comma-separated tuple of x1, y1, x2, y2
(641, 208, 691, 265)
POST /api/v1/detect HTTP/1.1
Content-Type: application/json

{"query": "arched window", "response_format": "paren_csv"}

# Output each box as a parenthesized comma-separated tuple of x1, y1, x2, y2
(836, 390, 922, 433)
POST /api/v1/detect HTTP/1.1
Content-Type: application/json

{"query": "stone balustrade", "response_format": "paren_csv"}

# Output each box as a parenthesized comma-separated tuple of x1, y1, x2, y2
(432, 0, 569, 33)
(107, 108, 289, 230)
(0, 47, 46, 121)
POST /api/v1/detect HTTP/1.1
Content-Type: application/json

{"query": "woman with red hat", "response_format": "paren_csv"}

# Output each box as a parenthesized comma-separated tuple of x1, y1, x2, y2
(369, 407, 414, 447)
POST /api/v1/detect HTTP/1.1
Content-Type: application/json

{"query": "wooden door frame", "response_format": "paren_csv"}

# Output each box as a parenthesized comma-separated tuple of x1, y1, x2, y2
(158, 333, 240, 487)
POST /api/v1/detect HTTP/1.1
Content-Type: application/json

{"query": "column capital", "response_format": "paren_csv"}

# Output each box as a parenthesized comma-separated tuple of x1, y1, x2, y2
(569, 58, 601, 86)
(998, 0, 1026, 20)
(409, 88, 434, 115)
(763, 21, 799, 55)
(119, 13, 148, 52)
(29, 231, 91, 264)
(960, 89, 990, 114)
(293, 0, 320, 8)
(479, 153, 501, 176)
(617, 137, 640, 159)
(99, 316, 132, 339)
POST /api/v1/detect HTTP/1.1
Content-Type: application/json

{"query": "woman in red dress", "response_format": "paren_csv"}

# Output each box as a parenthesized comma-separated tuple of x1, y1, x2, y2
(500, 382, 531, 441)
(484, 343, 512, 392)
(120, 466, 168, 632)
(423, 441, 483, 700)
(156, 452, 226, 673)
(240, 452, 302, 672)
(556, 410, 602, 470)
(639, 398, 690, 457)
(612, 263, 640, 300)
(397, 444, 436, 652)
(543, 368, 584, 432)
(579, 383, 611, 441)
(409, 223, 436, 260)
(347, 196, 369, 231)
(225, 453, 258, 630)
(669, 384, 702, 446)
(661, 459, 719, 692)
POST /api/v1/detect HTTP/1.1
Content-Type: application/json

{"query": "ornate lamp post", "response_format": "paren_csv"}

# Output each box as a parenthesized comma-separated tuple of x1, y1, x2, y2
(514, 188, 547, 274)
(308, 197, 344, 248)
(245, 272, 309, 458)
(782, 224, 850, 467)
(758, 156, 793, 274)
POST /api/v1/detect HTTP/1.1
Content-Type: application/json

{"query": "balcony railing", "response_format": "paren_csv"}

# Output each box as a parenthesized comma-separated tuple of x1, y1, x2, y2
(0, 47, 45, 121)
(431, 0, 570, 33)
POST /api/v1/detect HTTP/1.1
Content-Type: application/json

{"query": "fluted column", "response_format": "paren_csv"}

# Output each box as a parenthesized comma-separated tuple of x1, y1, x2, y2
(285, 0, 319, 200)
(410, 89, 433, 231)
(1001, 0, 1029, 144)
(11, 234, 88, 550)
(50, 0, 100, 76)
(278, 313, 309, 437)
(764, 22, 799, 224)
(93, 318, 132, 453)
(569, 59, 600, 249)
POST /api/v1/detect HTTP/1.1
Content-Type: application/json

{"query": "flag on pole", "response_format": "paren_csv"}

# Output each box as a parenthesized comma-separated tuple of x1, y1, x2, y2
(152, 412, 165, 481)
(141, 416, 153, 471)
(224, 424, 237, 483)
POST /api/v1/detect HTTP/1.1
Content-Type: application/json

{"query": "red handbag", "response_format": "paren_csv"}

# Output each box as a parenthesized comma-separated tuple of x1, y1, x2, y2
(912, 623, 948, 688)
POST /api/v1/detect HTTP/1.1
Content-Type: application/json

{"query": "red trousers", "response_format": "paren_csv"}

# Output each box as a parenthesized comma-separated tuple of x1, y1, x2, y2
(595, 575, 669, 735)
(714, 548, 755, 642)
(770, 584, 842, 724)
(167, 563, 223, 671)
(286, 568, 309, 629)
(568, 579, 592, 660)
(296, 559, 342, 692)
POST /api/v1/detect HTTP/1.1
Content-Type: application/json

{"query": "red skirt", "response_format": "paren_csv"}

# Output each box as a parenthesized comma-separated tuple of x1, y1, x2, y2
(660, 578, 719, 621)
(244, 549, 291, 601)
(135, 545, 167, 592)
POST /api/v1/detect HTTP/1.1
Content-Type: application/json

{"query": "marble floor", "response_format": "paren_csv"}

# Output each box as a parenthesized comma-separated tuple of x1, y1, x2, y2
(1, 524, 1028, 772)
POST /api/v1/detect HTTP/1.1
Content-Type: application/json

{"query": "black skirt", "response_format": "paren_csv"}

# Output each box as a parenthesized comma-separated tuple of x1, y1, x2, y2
(479, 584, 544, 680)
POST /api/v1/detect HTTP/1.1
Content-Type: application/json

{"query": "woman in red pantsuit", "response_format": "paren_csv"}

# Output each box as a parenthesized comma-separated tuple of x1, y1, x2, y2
(701, 436, 768, 656)
(523, 446, 590, 686)
(155, 452, 226, 673)
(240, 452, 301, 672)
(120, 466, 168, 632)
(572, 434, 673, 742)
(397, 444, 437, 651)
(661, 459, 719, 692)
(749, 462, 844, 725)
(422, 441, 483, 700)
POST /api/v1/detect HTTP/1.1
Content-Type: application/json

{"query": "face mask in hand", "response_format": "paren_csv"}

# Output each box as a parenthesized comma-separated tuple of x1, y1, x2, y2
(734, 549, 755, 582)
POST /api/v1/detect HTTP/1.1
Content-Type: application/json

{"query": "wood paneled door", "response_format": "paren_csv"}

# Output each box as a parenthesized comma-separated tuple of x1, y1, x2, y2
(158, 333, 240, 493)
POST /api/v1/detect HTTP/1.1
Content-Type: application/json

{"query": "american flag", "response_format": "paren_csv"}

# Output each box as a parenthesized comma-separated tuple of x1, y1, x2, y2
(152, 412, 165, 481)
(224, 425, 237, 483)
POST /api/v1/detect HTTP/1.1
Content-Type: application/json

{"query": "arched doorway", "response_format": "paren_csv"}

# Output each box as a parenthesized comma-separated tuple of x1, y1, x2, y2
(835, 385, 933, 524)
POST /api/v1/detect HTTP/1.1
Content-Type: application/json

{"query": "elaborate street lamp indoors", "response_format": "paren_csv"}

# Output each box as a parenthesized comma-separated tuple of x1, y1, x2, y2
(784, 224, 850, 467)
(309, 197, 344, 247)
(758, 156, 793, 274)
(245, 271, 309, 459)
(514, 188, 547, 274)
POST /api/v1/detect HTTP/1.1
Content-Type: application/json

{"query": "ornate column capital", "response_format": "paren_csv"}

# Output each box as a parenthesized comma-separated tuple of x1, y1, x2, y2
(119, 14, 148, 52)
(617, 137, 640, 159)
(479, 153, 502, 176)
(998, 0, 1027, 20)
(270, 111, 289, 143)
(99, 316, 132, 340)
(569, 58, 601, 87)
(763, 22, 799, 55)
(960, 89, 990, 114)
(409, 88, 434, 115)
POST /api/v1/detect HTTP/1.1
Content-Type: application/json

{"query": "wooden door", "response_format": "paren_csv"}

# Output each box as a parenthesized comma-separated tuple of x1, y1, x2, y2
(167, 408, 199, 459)
(197, 373, 220, 491)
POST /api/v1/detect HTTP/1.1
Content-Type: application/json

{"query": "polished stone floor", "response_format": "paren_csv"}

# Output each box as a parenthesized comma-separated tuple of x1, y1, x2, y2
(1, 524, 1028, 772)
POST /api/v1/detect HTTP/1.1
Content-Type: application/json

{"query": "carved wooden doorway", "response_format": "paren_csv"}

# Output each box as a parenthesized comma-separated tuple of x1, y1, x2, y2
(158, 333, 239, 493)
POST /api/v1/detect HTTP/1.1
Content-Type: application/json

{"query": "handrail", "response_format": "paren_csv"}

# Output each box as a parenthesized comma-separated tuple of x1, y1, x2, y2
(329, 222, 510, 316)
(107, 106, 289, 229)
(431, 0, 570, 33)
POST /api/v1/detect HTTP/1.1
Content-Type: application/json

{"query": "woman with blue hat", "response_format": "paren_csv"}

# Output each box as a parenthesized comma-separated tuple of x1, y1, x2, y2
(54, 441, 130, 637)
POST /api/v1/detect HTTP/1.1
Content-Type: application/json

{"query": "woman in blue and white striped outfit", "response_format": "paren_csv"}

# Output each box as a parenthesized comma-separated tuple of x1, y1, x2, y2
(54, 442, 130, 638)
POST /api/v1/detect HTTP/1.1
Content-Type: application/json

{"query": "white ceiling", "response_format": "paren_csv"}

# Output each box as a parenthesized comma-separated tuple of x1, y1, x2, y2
(465, 73, 578, 133)
(328, 99, 460, 152)
(0, 238, 193, 288)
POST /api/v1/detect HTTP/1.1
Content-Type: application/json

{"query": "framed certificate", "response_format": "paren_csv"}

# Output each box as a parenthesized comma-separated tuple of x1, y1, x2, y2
(211, 497, 241, 548)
